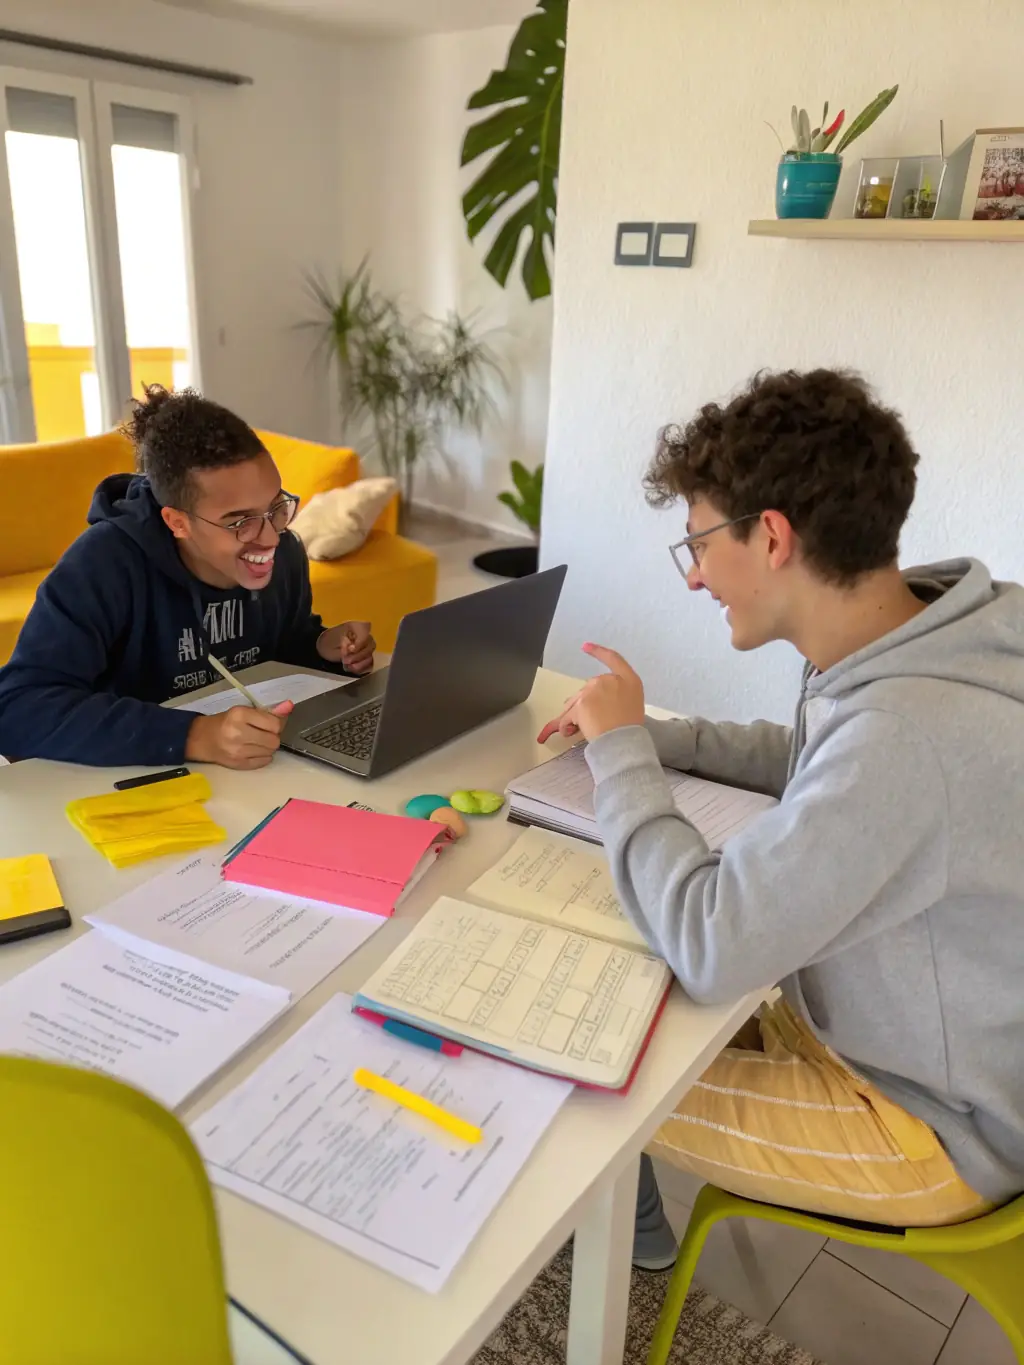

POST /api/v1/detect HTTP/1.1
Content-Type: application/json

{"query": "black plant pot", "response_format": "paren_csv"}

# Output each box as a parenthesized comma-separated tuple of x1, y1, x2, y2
(472, 544, 539, 579)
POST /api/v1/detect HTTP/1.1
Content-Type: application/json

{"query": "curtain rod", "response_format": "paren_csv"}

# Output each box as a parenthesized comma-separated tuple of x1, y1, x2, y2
(0, 29, 253, 86)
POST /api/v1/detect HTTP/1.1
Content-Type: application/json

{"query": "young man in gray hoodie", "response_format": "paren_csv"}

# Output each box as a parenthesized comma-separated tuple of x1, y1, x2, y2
(540, 368, 1024, 1266)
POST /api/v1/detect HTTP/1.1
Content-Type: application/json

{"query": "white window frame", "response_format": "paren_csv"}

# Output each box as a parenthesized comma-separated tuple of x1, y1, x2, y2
(0, 69, 201, 443)
(92, 81, 203, 403)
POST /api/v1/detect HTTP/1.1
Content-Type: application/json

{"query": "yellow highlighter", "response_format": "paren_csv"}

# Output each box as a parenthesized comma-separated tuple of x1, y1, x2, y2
(353, 1068, 483, 1145)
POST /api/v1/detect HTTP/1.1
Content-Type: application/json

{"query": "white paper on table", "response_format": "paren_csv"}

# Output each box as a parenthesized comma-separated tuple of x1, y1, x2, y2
(193, 994, 572, 1292)
(86, 856, 384, 999)
(178, 673, 351, 716)
(0, 926, 291, 1109)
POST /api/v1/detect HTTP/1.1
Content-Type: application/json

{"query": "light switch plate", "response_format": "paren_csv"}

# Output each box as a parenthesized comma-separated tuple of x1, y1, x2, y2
(615, 222, 655, 265)
(653, 222, 696, 267)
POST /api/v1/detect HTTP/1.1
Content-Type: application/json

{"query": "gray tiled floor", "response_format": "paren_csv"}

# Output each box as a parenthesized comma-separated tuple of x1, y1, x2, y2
(427, 515, 1018, 1365)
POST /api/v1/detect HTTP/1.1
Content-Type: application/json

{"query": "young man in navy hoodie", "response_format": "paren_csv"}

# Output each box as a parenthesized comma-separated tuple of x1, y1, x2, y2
(0, 386, 375, 770)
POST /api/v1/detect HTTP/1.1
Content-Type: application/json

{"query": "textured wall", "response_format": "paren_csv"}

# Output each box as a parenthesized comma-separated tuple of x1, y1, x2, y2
(543, 0, 1024, 722)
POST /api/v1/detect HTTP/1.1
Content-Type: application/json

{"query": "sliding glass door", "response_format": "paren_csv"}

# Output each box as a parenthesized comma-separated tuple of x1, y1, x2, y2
(0, 69, 200, 445)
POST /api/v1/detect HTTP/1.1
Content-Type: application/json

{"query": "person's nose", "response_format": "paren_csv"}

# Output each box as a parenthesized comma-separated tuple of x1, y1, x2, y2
(686, 561, 707, 593)
(252, 519, 281, 550)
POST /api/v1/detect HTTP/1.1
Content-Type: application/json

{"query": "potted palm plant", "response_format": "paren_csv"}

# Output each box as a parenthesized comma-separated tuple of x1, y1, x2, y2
(304, 263, 503, 523)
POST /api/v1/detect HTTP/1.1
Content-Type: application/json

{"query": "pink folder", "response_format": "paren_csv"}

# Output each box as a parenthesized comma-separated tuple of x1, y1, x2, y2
(222, 799, 452, 917)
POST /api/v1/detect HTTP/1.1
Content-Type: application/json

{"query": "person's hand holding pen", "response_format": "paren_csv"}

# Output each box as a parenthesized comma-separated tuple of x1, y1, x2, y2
(186, 702, 293, 770)
(317, 621, 376, 675)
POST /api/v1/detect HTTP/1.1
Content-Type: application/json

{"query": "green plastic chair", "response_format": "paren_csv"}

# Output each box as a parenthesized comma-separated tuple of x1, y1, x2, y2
(647, 1183, 1024, 1365)
(0, 1055, 233, 1365)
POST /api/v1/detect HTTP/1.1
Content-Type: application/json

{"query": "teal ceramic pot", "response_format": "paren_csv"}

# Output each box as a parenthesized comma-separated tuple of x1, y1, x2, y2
(776, 152, 842, 219)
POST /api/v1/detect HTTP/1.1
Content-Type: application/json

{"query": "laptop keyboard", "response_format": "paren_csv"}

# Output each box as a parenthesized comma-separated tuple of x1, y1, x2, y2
(304, 703, 383, 761)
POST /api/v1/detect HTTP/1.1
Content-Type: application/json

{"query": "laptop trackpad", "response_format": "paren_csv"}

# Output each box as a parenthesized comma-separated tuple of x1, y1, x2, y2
(284, 669, 389, 736)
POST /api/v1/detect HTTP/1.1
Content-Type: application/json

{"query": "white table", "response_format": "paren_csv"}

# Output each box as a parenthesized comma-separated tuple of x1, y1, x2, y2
(0, 666, 756, 1365)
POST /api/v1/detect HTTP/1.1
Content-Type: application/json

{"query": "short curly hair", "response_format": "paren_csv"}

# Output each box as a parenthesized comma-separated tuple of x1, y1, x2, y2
(122, 384, 267, 510)
(645, 369, 919, 584)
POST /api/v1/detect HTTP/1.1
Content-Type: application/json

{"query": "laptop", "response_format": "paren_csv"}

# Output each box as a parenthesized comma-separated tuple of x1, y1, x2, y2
(282, 564, 567, 778)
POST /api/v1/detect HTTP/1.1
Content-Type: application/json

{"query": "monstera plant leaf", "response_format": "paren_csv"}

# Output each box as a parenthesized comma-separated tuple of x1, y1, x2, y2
(461, 0, 567, 302)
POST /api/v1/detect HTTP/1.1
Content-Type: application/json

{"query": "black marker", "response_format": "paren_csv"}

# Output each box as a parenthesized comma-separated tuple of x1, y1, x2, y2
(113, 767, 191, 792)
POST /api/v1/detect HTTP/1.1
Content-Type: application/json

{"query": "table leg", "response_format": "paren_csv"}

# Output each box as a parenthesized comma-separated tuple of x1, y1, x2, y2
(566, 1153, 639, 1365)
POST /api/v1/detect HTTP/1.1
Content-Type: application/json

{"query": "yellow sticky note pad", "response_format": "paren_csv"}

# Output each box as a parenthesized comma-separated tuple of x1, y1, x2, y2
(0, 855, 63, 922)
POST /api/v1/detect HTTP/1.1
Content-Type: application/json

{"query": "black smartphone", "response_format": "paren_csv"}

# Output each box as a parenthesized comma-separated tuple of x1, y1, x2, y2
(113, 767, 190, 792)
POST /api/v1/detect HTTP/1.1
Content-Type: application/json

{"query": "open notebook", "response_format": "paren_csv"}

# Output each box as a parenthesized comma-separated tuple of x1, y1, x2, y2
(468, 827, 648, 951)
(505, 743, 777, 847)
(354, 895, 673, 1091)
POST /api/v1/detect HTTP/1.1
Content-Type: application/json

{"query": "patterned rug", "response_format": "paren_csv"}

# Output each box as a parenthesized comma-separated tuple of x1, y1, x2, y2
(473, 1244, 822, 1365)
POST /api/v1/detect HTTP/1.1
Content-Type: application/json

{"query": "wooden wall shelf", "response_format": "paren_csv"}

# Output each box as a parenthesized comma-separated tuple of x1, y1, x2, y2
(748, 218, 1024, 242)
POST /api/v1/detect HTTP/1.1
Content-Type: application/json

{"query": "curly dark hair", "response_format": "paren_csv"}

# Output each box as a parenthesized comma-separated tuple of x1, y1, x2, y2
(121, 384, 267, 510)
(645, 369, 919, 584)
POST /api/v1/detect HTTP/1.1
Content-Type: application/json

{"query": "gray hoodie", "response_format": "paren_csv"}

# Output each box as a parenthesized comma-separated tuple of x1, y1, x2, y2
(585, 559, 1024, 1202)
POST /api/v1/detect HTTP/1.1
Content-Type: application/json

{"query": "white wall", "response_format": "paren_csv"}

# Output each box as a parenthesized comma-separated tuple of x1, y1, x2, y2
(0, 0, 346, 442)
(543, 0, 1024, 722)
(336, 21, 552, 533)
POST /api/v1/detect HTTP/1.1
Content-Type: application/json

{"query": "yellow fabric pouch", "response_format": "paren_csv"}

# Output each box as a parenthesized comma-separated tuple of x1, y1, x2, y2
(66, 775, 226, 869)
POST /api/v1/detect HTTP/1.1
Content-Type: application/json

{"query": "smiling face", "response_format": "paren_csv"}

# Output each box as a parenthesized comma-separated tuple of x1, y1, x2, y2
(683, 497, 796, 651)
(161, 453, 288, 591)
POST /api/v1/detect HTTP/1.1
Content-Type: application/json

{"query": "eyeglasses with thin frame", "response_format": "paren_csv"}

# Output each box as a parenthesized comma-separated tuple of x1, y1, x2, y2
(669, 512, 761, 577)
(191, 493, 300, 544)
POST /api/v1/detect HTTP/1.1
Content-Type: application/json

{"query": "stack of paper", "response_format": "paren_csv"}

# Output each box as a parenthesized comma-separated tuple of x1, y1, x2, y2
(193, 994, 571, 1291)
(66, 773, 226, 868)
(87, 855, 384, 997)
(0, 926, 290, 1109)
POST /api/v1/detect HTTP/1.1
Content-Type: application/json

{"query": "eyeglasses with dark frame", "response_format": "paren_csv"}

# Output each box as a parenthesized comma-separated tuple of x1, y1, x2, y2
(669, 512, 762, 577)
(191, 493, 300, 544)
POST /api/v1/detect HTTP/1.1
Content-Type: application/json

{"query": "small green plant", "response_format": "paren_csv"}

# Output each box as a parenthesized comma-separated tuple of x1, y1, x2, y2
(498, 461, 543, 536)
(768, 86, 899, 156)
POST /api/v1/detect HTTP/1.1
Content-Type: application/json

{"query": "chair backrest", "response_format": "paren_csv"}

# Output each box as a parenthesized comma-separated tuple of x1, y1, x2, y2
(0, 1056, 232, 1365)
(0, 431, 134, 578)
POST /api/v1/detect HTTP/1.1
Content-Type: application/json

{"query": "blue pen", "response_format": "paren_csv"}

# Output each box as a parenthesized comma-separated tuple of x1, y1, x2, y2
(355, 1007, 463, 1057)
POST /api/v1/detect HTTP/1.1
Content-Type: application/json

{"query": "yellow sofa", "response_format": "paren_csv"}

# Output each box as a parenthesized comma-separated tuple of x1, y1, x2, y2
(0, 429, 437, 666)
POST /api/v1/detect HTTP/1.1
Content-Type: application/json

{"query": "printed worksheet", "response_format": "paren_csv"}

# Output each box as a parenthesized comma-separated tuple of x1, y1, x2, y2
(178, 673, 351, 716)
(507, 743, 777, 849)
(193, 994, 571, 1292)
(0, 926, 290, 1109)
(86, 855, 383, 998)
(467, 828, 647, 950)
(356, 897, 672, 1089)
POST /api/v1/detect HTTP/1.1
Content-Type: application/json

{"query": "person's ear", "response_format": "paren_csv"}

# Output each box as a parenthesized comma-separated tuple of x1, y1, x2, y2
(760, 510, 797, 570)
(161, 506, 191, 541)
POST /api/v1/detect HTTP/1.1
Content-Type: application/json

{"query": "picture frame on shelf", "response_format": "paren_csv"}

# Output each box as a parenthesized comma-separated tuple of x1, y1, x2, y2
(959, 127, 1024, 221)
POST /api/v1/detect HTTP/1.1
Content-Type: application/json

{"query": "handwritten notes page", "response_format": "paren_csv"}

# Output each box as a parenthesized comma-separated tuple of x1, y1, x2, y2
(86, 856, 383, 998)
(178, 673, 351, 716)
(506, 743, 777, 849)
(0, 926, 290, 1108)
(468, 828, 647, 950)
(356, 897, 672, 1090)
(193, 995, 571, 1292)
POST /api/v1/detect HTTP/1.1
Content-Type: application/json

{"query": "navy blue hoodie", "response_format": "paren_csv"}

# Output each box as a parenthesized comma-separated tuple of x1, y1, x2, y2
(0, 475, 348, 767)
